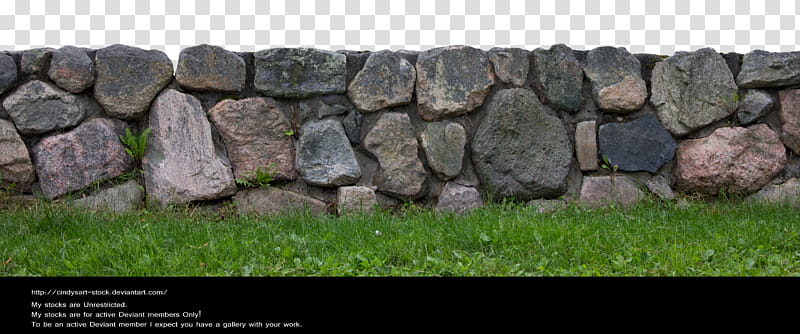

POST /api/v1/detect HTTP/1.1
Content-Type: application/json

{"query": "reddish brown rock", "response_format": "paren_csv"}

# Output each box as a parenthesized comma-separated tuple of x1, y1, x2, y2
(0, 119, 35, 191)
(674, 125, 787, 195)
(575, 121, 598, 171)
(48, 46, 95, 93)
(235, 187, 328, 216)
(336, 186, 377, 215)
(579, 175, 645, 208)
(208, 98, 296, 181)
(32, 118, 134, 199)
(584, 47, 647, 112)
(778, 89, 800, 154)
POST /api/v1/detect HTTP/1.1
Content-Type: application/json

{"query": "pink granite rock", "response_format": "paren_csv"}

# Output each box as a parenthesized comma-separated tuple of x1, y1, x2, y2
(674, 125, 787, 195)
(336, 186, 377, 215)
(579, 175, 645, 208)
(778, 89, 800, 154)
(575, 121, 598, 171)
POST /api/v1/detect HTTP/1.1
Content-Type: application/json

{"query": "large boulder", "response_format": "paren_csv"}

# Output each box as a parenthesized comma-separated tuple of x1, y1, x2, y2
(737, 89, 774, 125)
(0, 119, 35, 191)
(415, 46, 495, 121)
(48, 46, 95, 93)
(579, 175, 645, 208)
(487, 47, 529, 87)
(296, 119, 361, 187)
(0, 53, 18, 94)
(175, 44, 246, 93)
(208, 97, 296, 181)
(72, 180, 144, 213)
(737, 50, 800, 88)
(650, 48, 739, 136)
(363, 112, 428, 199)
(336, 186, 377, 215)
(584, 46, 647, 112)
(471, 88, 572, 201)
(235, 187, 327, 216)
(419, 121, 466, 180)
(2, 80, 90, 134)
(143, 89, 237, 207)
(674, 124, 787, 195)
(347, 50, 416, 112)
(254, 48, 346, 98)
(32, 118, 134, 199)
(598, 114, 677, 173)
(778, 89, 800, 154)
(434, 182, 483, 214)
(94, 44, 174, 120)
(529, 44, 584, 112)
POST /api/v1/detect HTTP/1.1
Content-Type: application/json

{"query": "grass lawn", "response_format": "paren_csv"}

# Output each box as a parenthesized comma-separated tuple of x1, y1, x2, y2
(1, 198, 799, 276)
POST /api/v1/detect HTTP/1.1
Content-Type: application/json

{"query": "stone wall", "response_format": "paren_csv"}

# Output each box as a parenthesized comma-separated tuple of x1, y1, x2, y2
(2, 44, 800, 214)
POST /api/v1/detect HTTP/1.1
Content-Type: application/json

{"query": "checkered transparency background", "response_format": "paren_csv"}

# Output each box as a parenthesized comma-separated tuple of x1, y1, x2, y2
(1, 0, 799, 64)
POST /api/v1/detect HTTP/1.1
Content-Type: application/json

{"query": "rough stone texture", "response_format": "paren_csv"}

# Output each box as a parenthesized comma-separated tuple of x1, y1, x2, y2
(2, 80, 90, 134)
(336, 186, 377, 215)
(208, 97, 296, 181)
(415, 46, 495, 121)
(296, 119, 361, 187)
(435, 182, 483, 214)
(635, 53, 665, 92)
(235, 187, 327, 216)
(296, 94, 353, 125)
(674, 124, 787, 195)
(94, 44, 174, 120)
(650, 48, 739, 136)
(737, 50, 800, 88)
(487, 47, 529, 87)
(48, 46, 95, 93)
(343, 110, 362, 145)
(32, 118, 134, 199)
(575, 121, 598, 171)
(530, 44, 584, 112)
(347, 50, 416, 112)
(646, 175, 675, 200)
(338, 50, 370, 87)
(737, 89, 775, 125)
(254, 48, 346, 98)
(20, 48, 53, 75)
(584, 47, 647, 112)
(772, 155, 800, 185)
(598, 114, 677, 173)
(471, 88, 572, 201)
(419, 121, 466, 180)
(579, 175, 645, 208)
(175, 44, 246, 93)
(526, 199, 567, 213)
(0, 119, 35, 191)
(778, 89, 800, 154)
(72, 180, 144, 213)
(0, 53, 18, 94)
(363, 112, 427, 200)
(746, 178, 800, 206)
(143, 89, 237, 207)
(722, 53, 743, 79)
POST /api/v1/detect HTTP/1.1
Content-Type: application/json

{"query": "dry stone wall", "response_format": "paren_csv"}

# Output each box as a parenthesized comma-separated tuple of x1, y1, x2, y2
(2, 44, 800, 214)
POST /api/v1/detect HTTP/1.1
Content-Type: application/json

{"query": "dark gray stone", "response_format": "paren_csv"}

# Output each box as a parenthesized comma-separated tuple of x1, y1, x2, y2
(20, 48, 53, 75)
(48, 46, 95, 93)
(737, 89, 774, 125)
(488, 47, 529, 87)
(338, 50, 371, 87)
(175, 44, 246, 93)
(584, 47, 647, 112)
(0, 53, 18, 94)
(634, 53, 665, 93)
(737, 50, 800, 88)
(598, 114, 677, 173)
(2, 80, 90, 134)
(342, 110, 362, 145)
(419, 121, 466, 180)
(471, 88, 572, 201)
(347, 50, 416, 112)
(297, 119, 361, 187)
(297, 95, 354, 125)
(72, 180, 144, 213)
(254, 48, 346, 98)
(530, 44, 584, 112)
(722, 52, 743, 78)
(94, 44, 174, 120)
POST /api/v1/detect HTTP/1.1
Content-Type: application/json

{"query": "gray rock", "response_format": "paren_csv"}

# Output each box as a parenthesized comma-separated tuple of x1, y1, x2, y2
(650, 48, 739, 136)
(746, 178, 800, 206)
(143, 89, 237, 207)
(296, 94, 354, 125)
(419, 121, 466, 180)
(342, 110, 362, 145)
(737, 50, 800, 88)
(435, 182, 483, 214)
(526, 199, 567, 213)
(2, 80, 90, 134)
(530, 44, 584, 112)
(471, 88, 572, 201)
(598, 114, 677, 173)
(336, 186, 377, 215)
(347, 50, 416, 112)
(737, 89, 774, 125)
(176, 44, 246, 93)
(363, 112, 428, 200)
(20, 48, 53, 75)
(0, 119, 35, 191)
(235, 187, 328, 216)
(0, 53, 18, 94)
(338, 50, 371, 87)
(32, 118, 134, 199)
(778, 89, 800, 154)
(722, 53, 743, 78)
(584, 47, 647, 112)
(94, 44, 174, 120)
(72, 180, 144, 213)
(48, 46, 95, 93)
(579, 175, 645, 208)
(415, 46, 495, 121)
(254, 48, 346, 98)
(208, 97, 296, 181)
(645, 175, 675, 200)
(487, 47, 529, 87)
(297, 119, 361, 187)
(575, 121, 598, 171)
(634, 53, 665, 92)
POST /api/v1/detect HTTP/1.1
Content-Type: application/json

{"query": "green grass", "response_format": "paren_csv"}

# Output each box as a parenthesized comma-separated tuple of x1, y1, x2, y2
(1, 198, 799, 276)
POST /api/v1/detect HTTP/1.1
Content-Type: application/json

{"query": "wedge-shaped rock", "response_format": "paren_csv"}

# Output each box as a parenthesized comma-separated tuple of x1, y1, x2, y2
(364, 112, 427, 199)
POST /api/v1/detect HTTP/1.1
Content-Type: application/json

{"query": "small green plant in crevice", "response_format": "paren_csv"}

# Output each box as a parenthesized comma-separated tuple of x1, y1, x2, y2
(235, 164, 277, 188)
(600, 155, 619, 175)
(120, 128, 152, 167)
